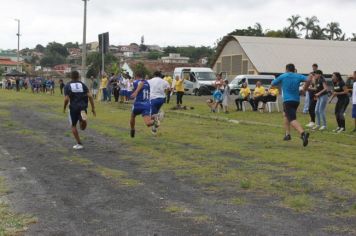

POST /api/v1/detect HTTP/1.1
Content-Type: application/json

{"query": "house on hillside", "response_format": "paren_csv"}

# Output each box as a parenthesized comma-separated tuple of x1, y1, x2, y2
(0, 58, 23, 73)
(212, 36, 356, 79)
(161, 53, 190, 64)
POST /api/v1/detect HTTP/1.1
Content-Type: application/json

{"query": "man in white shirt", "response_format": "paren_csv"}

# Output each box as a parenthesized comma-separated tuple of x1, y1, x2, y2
(148, 71, 170, 116)
(352, 71, 356, 132)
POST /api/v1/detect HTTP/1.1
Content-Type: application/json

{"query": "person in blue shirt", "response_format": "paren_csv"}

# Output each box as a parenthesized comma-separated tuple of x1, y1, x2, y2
(207, 90, 223, 113)
(272, 63, 312, 147)
(130, 72, 159, 138)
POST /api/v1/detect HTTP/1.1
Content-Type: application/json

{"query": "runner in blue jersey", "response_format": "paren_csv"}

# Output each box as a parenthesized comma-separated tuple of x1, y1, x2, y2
(272, 63, 312, 147)
(130, 72, 159, 138)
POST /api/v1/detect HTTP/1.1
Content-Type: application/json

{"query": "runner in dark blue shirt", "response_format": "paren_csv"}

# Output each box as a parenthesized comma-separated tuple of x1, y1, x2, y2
(129, 72, 158, 138)
(64, 71, 96, 150)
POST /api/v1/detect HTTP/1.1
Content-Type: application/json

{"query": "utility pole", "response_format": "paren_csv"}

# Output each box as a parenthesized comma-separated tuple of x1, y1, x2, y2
(81, 0, 89, 83)
(14, 19, 20, 71)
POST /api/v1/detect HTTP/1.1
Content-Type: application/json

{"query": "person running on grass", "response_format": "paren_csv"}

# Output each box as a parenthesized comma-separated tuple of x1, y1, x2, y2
(148, 71, 170, 134)
(271, 63, 312, 147)
(352, 71, 356, 132)
(330, 72, 350, 133)
(63, 71, 96, 150)
(130, 72, 159, 138)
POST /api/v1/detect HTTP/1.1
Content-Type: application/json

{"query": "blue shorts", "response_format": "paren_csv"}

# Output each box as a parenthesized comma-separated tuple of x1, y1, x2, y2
(120, 90, 126, 96)
(151, 98, 165, 114)
(126, 91, 132, 98)
(132, 102, 151, 117)
(352, 104, 356, 119)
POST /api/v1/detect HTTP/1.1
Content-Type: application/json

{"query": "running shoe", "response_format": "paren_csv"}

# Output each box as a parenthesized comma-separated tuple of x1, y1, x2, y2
(332, 127, 341, 132)
(151, 125, 157, 135)
(283, 134, 291, 141)
(305, 122, 315, 128)
(319, 126, 327, 131)
(81, 110, 88, 121)
(73, 144, 84, 150)
(301, 132, 310, 147)
(130, 129, 135, 138)
(337, 128, 346, 133)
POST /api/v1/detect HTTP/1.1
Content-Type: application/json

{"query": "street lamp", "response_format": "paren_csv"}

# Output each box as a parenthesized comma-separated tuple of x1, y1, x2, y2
(14, 19, 20, 71)
(81, 0, 89, 83)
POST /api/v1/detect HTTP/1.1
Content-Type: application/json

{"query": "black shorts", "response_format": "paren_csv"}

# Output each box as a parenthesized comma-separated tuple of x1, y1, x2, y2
(283, 101, 299, 122)
(69, 109, 86, 127)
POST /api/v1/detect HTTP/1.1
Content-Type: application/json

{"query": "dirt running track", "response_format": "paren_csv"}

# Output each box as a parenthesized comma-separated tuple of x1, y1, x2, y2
(0, 105, 350, 236)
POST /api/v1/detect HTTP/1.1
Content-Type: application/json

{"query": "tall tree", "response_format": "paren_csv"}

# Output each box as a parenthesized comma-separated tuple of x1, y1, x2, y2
(351, 33, 356, 42)
(35, 44, 45, 53)
(46, 42, 69, 57)
(254, 23, 264, 36)
(301, 16, 319, 39)
(310, 26, 327, 40)
(325, 22, 342, 40)
(287, 15, 304, 32)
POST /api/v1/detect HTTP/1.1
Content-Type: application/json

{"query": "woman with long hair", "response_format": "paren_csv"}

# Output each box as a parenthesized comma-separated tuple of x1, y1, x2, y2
(331, 72, 350, 133)
(313, 70, 329, 131)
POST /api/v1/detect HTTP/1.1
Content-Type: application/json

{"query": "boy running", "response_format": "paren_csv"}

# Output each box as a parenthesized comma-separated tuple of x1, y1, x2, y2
(63, 71, 96, 150)
(130, 72, 159, 138)
(272, 64, 312, 147)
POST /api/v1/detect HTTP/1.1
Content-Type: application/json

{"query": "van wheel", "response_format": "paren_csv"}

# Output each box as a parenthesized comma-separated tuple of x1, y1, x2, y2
(194, 89, 199, 96)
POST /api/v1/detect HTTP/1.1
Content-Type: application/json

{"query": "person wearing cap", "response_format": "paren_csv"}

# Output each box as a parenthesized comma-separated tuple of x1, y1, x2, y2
(312, 70, 328, 131)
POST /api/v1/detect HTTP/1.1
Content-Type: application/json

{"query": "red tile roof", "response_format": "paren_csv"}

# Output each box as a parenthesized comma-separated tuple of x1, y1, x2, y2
(0, 58, 18, 66)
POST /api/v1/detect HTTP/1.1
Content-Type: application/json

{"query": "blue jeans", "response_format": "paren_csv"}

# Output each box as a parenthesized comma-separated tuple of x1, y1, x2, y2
(303, 91, 310, 113)
(107, 87, 112, 101)
(102, 88, 108, 101)
(315, 94, 328, 126)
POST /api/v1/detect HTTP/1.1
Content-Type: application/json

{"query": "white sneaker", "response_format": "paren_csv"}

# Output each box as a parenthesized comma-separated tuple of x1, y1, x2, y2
(73, 144, 84, 150)
(312, 125, 320, 130)
(81, 111, 87, 121)
(306, 122, 315, 128)
(332, 127, 341, 132)
(319, 126, 327, 131)
(337, 128, 346, 133)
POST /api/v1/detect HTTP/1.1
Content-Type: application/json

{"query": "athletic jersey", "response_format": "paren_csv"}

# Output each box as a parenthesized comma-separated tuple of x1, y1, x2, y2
(353, 82, 356, 105)
(133, 80, 150, 103)
(148, 77, 170, 100)
(333, 80, 348, 99)
(272, 72, 307, 102)
(64, 81, 89, 110)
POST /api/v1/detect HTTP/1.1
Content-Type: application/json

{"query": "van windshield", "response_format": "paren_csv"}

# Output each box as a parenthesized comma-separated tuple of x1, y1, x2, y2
(195, 72, 216, 81)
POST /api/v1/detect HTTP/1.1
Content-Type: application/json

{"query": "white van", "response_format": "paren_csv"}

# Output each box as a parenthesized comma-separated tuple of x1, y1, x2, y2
(173, 67, 216, 96)
(228, 75, 275, 95)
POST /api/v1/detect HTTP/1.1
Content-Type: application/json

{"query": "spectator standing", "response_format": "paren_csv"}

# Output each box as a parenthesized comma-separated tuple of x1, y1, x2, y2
(59, 79, 65, 95)
(175, 75, 185, 107)
(164, 75, 173, 104)
(313, 70, 328, 131)
(331, 72, 349, 133)
(91, 76, 99, 99)
(100, 74, 109, 102)
(351, 71, 356, 132)
(306, 74, 317, 128)
(214, 73, 225, 92)
(303, 64, 319, 113)
(222, 79, 230, 113)
(113, 75, 120, 102)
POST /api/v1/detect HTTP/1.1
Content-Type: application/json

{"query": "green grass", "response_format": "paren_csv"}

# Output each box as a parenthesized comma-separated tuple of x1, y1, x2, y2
(164, 204, 187, 214)
(1, 89, 356, 217)
(64, 156, 94, 166)
(92, 166, 141, 187)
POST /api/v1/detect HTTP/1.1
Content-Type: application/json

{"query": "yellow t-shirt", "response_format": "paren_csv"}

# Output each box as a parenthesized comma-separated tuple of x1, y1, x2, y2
(254, 86, 266, 97)
(164, 76, 173, 87)
(240, 87, 251, 98)
(268, 88, 279, 96)
(175, 79, 184, 92)
(100, 77, 108, 89)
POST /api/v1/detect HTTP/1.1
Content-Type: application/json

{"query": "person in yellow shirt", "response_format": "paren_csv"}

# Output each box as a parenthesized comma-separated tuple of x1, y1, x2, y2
(261, 86, 280, 111)
(250, 81, 266, 111)
(235, 82, 251, 111)
(164, 75, 173, 104)
(100, 74, 109, 101)
(175, 75, 185, 107)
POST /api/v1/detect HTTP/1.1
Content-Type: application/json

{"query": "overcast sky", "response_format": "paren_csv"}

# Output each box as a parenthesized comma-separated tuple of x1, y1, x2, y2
(1, 0, 356, 50)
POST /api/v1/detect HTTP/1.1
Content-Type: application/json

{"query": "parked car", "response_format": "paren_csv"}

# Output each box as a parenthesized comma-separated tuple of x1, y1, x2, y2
(173, 67, 217, 96)
(228, 75, 275, 95)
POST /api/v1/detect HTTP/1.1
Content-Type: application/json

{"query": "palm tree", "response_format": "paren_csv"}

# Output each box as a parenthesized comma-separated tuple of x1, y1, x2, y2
(351, 33, 356, 42)
(254, 22, 263, 36)
(325, 22, 342, 40)
(310, 26, 327, 40)
(287, 15, 304, 32)
(301, 16, 319, 39)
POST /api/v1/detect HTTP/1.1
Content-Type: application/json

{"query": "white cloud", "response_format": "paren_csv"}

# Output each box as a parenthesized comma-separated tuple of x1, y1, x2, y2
(0, 0, 355, 49)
